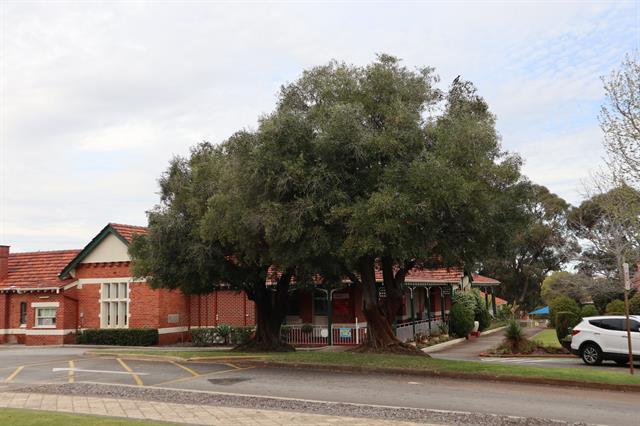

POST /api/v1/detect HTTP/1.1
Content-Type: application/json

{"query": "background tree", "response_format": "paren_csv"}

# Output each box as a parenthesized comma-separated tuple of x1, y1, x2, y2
(481, 185, 577, 309)
(600, 52, 640, 187)
(569, 183, 640, 289)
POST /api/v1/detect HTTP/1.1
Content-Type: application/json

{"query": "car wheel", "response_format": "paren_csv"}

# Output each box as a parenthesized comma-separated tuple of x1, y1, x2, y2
(581, 343, 603, 365)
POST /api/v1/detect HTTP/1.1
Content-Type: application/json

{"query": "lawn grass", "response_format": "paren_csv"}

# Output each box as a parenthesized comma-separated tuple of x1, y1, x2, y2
(532, 328, 561, 349)
(91, 348, 640, 386)
(0, 408, 176, 425)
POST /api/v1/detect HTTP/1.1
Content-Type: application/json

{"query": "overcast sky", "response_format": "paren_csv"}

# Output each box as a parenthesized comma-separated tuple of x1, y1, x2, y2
(1, 1, 639, 252)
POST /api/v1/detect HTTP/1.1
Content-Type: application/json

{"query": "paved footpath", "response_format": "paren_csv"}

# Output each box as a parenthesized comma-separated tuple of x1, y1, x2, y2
(0, 392, 426, 426)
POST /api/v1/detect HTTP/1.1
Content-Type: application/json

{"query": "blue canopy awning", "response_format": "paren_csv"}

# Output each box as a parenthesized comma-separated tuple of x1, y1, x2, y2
(528, 306, 549, 315)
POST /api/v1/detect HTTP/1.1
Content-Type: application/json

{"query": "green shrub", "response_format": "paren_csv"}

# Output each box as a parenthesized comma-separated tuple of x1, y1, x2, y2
(450, 301, 474, 338)
(191, 325, 254, 346)
(628, 294, 640, 315)
(605, 299, 626, 315)
(191, 328, 218, 346)
(216, 324, 232, 338)
(301, 323, 314, 334)
(503, 319, 533, 352)
(580, 304, 599, 318)
(477, 307, 491, 331)
(555, 311, 579, 343)
(230, 326, 255, 345)
(549, 296, 580, 326)
(76, 328, 158, 346)
(497, 303, 513, 321)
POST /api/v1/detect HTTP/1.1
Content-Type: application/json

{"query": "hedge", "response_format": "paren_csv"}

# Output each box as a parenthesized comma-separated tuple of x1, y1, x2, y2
(191, 325, 255, 346)
(605, 299, 625, 315)
(555, 311, 579, 344)
(548, 296, 580, 327)
(76, 328, 158, 346)
(450, 301, 475, 338)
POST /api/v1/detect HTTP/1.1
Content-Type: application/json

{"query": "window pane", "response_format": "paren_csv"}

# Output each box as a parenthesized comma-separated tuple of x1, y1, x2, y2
(114, 302, 119, 326)
(104, 283, 110, 299)
(102, 302, 109, 327)
(602, 319, 624, 331)
(114, 283, 119, 299)
(120, 283, 127, 300)
(123, 302, 128, 325)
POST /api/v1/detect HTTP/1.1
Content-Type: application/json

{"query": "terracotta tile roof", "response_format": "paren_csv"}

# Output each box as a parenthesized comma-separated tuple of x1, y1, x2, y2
(109, 223, 147, 242)
(375, 266, 464, 283)
(479, 291, 507, 305)
(472, 274, 501, 285)
(0, 250, 80, 290)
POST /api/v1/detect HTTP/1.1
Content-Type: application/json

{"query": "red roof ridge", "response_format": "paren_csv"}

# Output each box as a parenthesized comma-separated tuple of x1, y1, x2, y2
(9, 249, 81, 256)
(109, 222, 147, 229)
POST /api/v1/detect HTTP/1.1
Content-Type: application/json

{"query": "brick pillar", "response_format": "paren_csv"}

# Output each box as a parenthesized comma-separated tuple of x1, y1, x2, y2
(0, 246, 9, 281)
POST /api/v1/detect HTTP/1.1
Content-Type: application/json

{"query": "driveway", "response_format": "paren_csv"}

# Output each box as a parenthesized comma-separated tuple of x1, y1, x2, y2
(1, 345, 639, 425)
(430, 326, 640, 371)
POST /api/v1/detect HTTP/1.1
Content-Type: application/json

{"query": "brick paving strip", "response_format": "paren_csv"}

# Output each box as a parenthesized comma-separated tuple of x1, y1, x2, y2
(0, 392, 426, 426)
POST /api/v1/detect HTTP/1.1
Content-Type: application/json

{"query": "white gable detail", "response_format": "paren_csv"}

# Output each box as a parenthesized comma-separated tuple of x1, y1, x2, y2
(81, 233, 130, 263)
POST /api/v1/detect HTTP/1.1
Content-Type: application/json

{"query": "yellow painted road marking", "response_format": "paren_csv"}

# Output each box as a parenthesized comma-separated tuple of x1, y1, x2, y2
(0, 358, 84, 372)
(116, 358, 144, 386)
(170, 361, 199, 377)
(224, 362, 240, 369)
(5, 366, 24, 383)
(152, 366, 255, 388)
(68, 360, 75, 383)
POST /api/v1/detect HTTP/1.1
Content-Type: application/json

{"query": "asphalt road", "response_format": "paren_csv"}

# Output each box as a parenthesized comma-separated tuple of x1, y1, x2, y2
(0, 346, 639, 425)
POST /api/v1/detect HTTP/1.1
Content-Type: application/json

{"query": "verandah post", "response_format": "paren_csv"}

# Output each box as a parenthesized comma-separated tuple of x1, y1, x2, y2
(491, 287, 497, 317)
(484, 287, 489, 310)
(409, 286, 416, 338)
(326, 289, 333, 346)
(426, 287, 432, 333)
(440, 287, 445, 323)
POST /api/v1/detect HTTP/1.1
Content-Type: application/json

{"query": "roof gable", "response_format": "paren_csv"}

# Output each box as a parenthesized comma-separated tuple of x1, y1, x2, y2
(59, 223, 147, 278)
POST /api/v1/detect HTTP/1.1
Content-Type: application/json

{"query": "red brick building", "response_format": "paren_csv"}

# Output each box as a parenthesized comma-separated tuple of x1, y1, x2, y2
(0, 223, 500, 346)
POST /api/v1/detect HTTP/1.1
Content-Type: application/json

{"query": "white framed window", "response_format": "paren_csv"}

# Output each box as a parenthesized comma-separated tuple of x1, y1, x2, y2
(35, 307, 57, 327)
(101, 282, 129, 328)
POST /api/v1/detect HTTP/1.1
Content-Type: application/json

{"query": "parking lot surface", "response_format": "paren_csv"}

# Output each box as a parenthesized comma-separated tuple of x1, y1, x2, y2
(1, 346, 640, 426)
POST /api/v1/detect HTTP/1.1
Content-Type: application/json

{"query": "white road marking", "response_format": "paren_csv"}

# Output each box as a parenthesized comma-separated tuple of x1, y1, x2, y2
(52, 368, 149, 376)
(407, 381, 421, 384)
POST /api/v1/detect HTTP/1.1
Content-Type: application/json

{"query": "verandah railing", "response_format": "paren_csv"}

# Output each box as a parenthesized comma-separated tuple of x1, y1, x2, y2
(281, 324, 367, 346)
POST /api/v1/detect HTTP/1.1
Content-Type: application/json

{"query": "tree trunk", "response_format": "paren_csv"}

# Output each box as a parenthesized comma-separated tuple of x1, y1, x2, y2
(235, 269, 294, 352)
(381, 256, 403, 321)
(353, 256, 424, 355)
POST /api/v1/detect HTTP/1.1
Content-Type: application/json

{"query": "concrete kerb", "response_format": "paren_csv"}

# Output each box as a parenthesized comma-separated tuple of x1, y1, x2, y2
(84, 350, 268, 364)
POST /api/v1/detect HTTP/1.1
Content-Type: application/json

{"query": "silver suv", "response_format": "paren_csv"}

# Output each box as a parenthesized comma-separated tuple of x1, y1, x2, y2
(570, 316, 640, 365)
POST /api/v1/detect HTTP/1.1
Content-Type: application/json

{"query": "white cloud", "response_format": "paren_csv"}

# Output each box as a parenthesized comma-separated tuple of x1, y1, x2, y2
(1, 1, 638, 250)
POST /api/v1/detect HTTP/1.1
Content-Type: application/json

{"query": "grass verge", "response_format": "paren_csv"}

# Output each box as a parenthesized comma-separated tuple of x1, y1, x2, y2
(532, 329, 561, 349)
(90, 348, 640, 387)
(0, 408, 176, 425)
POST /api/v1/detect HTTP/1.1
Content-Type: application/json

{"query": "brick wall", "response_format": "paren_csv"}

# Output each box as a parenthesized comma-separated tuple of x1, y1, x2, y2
(190, 290, 255, 327)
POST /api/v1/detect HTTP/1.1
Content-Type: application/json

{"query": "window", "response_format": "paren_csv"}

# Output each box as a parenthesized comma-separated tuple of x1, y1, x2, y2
(35, 308, 57, 327)
(19, 302, 27, 325)
(101, 282, 129, 328)
(590, 319, 624, 331)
